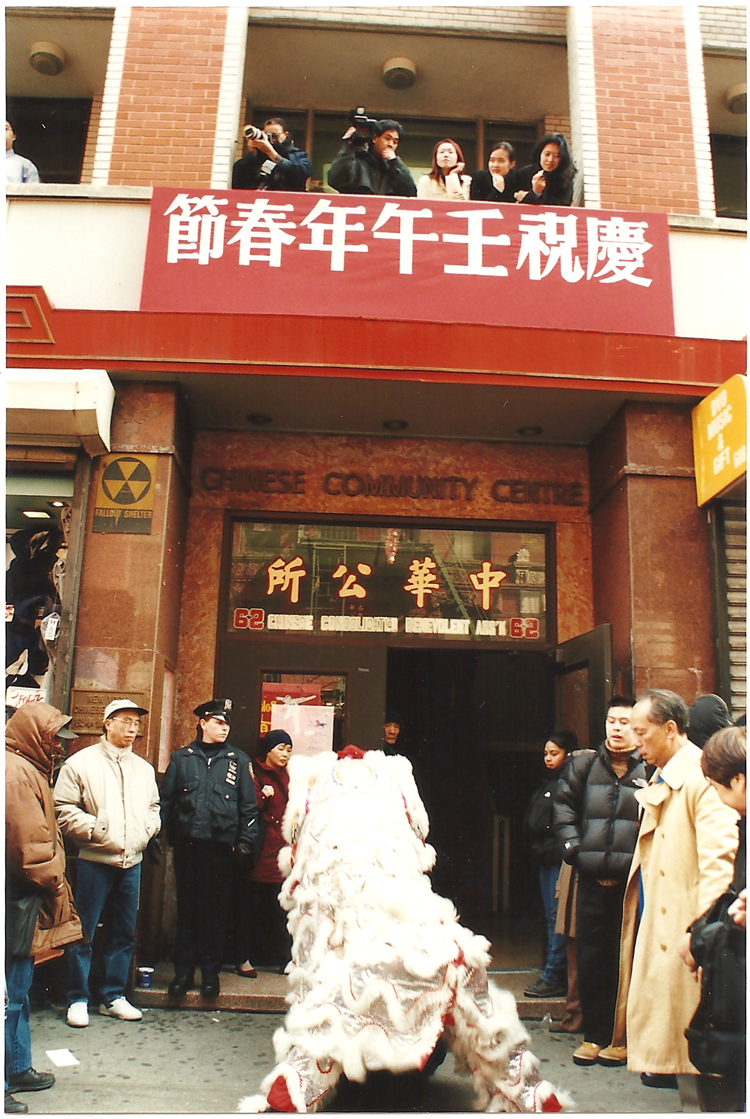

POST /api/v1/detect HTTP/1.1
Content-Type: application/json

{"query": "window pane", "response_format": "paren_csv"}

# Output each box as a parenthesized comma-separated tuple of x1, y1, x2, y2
(7, 97, 91, 184)
(227, 520, 549, 643)
(711, 133, 747, 219)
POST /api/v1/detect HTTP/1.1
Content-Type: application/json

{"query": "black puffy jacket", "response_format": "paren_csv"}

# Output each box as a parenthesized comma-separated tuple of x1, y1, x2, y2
(553, 745, 646, 880)
(160, 741, 258, 854)
(523, 770, 566, 866)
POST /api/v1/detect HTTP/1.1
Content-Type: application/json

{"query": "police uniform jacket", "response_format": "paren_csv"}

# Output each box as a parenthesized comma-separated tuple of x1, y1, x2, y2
(160, 741, 258, 855)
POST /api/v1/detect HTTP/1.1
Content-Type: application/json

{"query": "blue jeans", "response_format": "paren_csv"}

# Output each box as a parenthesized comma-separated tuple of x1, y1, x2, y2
(538, 864, 567, 983)
(67, 860, 141, 1007)
(5, 954, 35, 1089)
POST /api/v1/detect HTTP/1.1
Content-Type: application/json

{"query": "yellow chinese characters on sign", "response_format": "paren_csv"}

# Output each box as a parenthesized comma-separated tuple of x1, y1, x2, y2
(692, 375, 747, 507)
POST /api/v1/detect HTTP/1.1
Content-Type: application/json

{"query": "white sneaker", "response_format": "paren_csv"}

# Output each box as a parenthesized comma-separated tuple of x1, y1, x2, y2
(67, 1002, 89, 1028)
(99, 997, 142, 1021)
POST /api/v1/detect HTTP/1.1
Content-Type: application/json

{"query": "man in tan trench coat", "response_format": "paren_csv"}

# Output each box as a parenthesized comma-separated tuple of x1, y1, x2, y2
(605, 689, 738, 1103)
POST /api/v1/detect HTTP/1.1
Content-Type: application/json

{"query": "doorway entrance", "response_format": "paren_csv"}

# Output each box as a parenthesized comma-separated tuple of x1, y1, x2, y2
(221, 627, 612, 939)
(386, 648, 556, 938)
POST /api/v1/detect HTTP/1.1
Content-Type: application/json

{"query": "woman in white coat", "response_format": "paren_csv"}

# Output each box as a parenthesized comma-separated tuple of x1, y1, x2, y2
(417, 138, 471, 201)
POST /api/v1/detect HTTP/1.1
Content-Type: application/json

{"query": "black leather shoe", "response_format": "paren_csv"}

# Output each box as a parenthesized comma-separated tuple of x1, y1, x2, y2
(168, 974, 194, 999)
(4, 1094, 28, 1114)
(200, 978, 220, 999)
(524, 977, 566, 998)
(7, 1070, 55, 1094)
(640, 1072, 678, 1089)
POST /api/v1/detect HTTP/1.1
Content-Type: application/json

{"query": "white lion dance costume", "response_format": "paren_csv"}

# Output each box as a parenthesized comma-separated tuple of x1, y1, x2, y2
(239, 749, 569, 1114)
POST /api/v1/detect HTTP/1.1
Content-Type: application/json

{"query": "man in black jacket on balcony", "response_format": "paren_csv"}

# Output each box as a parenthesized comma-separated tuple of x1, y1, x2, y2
(232, 118, 312, 192)
(553, 695, 645, 1067)
(328, 118, 416, 197)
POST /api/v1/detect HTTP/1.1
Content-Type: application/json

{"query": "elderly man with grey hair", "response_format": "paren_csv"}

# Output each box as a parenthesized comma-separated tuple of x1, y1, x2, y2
(603, 688, 738, 1105)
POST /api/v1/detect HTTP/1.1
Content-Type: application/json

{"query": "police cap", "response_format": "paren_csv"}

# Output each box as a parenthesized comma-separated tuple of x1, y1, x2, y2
(194, 698, 233, 724)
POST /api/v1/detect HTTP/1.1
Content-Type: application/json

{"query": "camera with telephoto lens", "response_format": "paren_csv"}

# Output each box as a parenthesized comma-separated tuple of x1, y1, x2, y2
(244, 124, 272, 144)
(347, 106, 379, 142)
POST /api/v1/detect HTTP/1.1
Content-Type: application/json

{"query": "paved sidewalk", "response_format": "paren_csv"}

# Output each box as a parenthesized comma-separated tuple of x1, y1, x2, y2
(21, 1005, 681, 1114)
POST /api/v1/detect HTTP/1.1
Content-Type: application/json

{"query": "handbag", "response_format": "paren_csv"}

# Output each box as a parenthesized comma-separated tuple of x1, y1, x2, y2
(5, 893, 44, 958)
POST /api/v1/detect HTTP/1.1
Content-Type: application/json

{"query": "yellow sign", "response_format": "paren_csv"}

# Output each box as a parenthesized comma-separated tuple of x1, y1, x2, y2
(692, 375, 747, 506)
(93, 454, 157, 533)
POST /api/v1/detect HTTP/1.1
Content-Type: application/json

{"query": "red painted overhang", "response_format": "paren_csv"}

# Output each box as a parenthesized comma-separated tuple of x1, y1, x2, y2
(6, 286, 746, 395)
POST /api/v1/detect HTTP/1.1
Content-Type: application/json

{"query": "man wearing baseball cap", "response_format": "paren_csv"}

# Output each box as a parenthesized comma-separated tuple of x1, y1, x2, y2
(160, 698, 258, 1000)
(54, 698, 160, 1028)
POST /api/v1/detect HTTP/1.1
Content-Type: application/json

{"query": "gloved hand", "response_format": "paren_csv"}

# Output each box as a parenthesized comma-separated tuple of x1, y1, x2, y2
(146, 836, 163, 865)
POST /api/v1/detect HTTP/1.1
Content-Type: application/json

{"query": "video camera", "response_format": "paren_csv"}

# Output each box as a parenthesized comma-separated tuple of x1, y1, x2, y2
(347, 107, 380, 142)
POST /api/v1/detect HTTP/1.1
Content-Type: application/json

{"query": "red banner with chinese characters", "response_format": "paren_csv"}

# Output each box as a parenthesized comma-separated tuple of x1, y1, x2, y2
(140, 188, 675, 336)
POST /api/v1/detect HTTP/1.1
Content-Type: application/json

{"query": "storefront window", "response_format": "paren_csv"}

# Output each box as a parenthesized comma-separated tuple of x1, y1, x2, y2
(259, 670, 346, 750)
(227, 520, 549, 644)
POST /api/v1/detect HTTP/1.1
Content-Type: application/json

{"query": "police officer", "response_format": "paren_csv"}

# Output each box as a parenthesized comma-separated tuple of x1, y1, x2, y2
(160, 699, 258, 1000)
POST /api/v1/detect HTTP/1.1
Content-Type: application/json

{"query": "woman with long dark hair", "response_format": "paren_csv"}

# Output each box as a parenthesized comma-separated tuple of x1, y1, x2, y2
(417, 138, 471, 201)
(515, 132, 577, 207)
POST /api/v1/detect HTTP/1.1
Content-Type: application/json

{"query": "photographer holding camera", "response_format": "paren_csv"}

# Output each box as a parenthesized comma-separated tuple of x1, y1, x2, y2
(232, 117, 312, 192)
(328, 111, 416, 197)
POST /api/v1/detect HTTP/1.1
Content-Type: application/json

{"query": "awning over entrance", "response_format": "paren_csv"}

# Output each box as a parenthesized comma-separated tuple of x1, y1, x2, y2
(5, 366, 115, 457)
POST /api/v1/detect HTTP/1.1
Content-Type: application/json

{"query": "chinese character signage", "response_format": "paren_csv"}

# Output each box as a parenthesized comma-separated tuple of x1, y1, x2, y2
(692, 375, 747, 506)
(228, 521, 549, 643)
(141, 188, 674, 336)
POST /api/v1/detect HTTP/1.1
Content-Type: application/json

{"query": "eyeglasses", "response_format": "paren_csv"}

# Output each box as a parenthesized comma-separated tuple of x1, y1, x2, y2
(112, 717, 140, 729)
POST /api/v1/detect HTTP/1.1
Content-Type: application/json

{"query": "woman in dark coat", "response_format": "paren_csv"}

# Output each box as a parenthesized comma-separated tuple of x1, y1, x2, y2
(469, 141, 518, 204)
(515, 133, 576, 207)
(236, 730, 293, 976)
(522, 732, 575, 998)
(679, 725, 745, 1112)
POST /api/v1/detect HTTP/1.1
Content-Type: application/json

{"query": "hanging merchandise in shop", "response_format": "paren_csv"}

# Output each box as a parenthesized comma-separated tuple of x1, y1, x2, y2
(141, 189, 674, 336)
(227, 521, 549, 644)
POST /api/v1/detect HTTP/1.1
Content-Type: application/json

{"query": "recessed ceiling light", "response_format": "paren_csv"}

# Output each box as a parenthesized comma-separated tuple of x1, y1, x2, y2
(22, 510, 52, 519)
(247, 413, 272, 426)
(50, 501, 66, 508)
(518, 425, 543, 437)
(382, 419, 409, 432)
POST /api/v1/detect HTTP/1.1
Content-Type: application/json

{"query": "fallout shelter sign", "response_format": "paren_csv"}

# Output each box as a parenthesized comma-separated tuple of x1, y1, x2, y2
(93, 454, 156, 534)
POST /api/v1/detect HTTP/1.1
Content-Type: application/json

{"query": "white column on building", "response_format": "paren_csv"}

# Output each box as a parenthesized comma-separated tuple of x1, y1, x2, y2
(566, 4, 601, 209)
(91, 6, 132, 186)
(682, 4, 718, 220)
(211, 6, 250, 189)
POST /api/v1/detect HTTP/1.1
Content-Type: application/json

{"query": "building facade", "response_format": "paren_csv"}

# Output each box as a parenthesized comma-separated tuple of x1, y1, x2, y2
(6, 4, 747, 952)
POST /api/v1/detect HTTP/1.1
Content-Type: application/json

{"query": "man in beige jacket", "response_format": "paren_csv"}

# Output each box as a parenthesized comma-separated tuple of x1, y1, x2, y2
(54, 698, 160, 1029)
(601, 689, 738, 1104)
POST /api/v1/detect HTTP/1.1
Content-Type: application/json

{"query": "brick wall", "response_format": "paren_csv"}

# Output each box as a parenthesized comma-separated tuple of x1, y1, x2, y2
(699, 5, 747, 50)
(591, 7, 701, 214)
(247, 6, 567, 40)
(108, 7, 228, 188)
(80, 93, 103, 184)
(543, 114, 571, 137)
